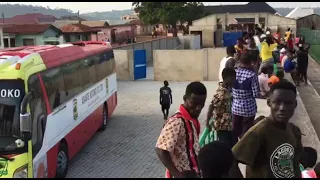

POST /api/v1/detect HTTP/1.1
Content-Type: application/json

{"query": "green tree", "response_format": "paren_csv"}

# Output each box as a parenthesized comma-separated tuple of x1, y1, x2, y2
(181, 2, 205, 33)
(132, 2, 204, 37)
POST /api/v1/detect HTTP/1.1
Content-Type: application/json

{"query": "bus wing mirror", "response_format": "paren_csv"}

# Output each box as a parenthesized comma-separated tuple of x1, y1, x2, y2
(19, 91, 34, 133)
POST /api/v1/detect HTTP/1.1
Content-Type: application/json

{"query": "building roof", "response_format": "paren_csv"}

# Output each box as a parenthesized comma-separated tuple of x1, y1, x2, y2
(81, 21, 109, 27)
(53, 21, 80, 28)
(105, 19, 131, 25)
(59, 23, 99, 33)
(2, 13, 57, 24)
(3, 24, 60, 35)
(204, 2, 277, 15)
(297, 13, 320, 20)
(58, 15, 86, 21)
(126, 19, 144, 25)
(286, 7, 315, 19)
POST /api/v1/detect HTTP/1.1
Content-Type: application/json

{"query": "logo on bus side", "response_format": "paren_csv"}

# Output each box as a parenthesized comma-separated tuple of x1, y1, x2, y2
(73, 99, 78, 121)
(0, 159, 8, 175)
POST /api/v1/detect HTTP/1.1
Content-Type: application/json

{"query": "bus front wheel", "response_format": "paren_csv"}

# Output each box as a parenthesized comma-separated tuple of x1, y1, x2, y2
(98, 104, 108, 131)
(55, 142, 69, 178)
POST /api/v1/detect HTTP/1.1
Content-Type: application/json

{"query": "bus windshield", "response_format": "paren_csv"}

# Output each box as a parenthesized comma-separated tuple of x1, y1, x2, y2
(0, 80, 25, 152)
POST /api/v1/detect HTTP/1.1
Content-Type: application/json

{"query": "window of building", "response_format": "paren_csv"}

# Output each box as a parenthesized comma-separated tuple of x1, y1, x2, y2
(64, 34, 71, 42)
(23, 39, 35, 46)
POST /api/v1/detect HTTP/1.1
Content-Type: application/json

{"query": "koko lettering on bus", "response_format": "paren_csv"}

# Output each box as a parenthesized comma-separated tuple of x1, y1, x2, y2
(0, 89, 21, 98)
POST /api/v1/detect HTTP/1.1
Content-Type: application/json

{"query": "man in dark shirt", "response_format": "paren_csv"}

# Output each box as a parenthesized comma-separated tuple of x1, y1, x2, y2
(160, 80, 172, 120)
(231, 81, 303, 178)
(296, 44, 309, 86)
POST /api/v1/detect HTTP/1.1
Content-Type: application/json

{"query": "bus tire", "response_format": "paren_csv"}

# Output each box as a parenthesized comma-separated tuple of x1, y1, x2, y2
(98, 105, 108, 131)
(55, 142, 69, 178)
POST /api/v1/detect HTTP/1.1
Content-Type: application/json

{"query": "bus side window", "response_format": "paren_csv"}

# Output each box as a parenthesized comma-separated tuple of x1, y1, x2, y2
(61, 61, 83, 101)
(28, 74, 47, 157)
(94, 53, 108, 81)
(41, 67, 67, 110)
(79, 58, 96, 90)
(106, 50, 115, 76)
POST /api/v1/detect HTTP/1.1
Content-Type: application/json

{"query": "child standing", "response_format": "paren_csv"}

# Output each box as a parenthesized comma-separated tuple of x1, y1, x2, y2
(206, 68, 236, 148)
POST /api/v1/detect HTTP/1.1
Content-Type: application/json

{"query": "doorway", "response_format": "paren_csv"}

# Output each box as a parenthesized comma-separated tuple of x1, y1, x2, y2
(190, 31, 202, 48)
(111, 29, 116, 43)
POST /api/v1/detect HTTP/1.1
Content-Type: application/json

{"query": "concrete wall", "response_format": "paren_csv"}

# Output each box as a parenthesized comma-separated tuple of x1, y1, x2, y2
(153, 48, 226, 81)
(178, 34, 201, 49)
(114, 37, 181, 62)
(114, 37, 181, 80)
(0, 27, 4, 49)
(154, 50, 204, 81)
(114, 50, 134, 81)
(267, 14, 297, 37)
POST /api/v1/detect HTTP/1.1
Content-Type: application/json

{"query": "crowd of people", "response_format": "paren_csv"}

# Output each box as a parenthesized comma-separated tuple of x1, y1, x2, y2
(155, 26, 319, 178)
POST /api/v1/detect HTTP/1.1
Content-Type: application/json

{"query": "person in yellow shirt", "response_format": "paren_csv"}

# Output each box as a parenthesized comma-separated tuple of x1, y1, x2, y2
(285, 28, 291, 42)
(258, 35, 278, 74)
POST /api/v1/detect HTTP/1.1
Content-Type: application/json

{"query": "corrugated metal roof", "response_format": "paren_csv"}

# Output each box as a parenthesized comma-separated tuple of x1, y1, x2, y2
(2, 13, 57, 24)
(286, 7, 315, 19)
(104, 19, 130, 25)
(3, 24, 59, 35)
(59, 24, 99, 33)
(81, 21, 109, 27)
(204, 2, 277, 15)
(126, 19, 144, 25)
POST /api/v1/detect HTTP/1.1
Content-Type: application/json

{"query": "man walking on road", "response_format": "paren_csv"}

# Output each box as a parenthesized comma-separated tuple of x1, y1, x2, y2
(156, 82, 207, 178)
(160, 81, 172, 120)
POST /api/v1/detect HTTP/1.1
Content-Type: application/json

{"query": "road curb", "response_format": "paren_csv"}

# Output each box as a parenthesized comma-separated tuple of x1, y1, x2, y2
(284, 71, 320, 156)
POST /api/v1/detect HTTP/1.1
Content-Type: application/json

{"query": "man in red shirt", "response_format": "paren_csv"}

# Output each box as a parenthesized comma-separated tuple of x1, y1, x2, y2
(156, 82, 207, 178)
(287, 34, 294, 50)
(273, 28, 281, 42)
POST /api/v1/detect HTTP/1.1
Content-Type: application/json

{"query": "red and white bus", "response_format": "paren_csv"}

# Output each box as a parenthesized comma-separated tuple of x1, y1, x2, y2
(0, 42, 117, 178)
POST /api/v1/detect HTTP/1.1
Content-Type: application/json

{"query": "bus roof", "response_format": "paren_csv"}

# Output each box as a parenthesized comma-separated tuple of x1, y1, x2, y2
(0, 42, 113, 69)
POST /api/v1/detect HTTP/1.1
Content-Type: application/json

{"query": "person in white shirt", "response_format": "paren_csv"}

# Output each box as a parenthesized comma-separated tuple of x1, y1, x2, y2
(253, 28, 263, 47)
(219, 46, 237, 82)
(258, 66, 273, 98)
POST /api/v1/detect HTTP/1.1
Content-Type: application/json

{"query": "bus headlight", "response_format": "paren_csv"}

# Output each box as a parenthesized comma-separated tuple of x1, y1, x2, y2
(13, 165, 27, 178)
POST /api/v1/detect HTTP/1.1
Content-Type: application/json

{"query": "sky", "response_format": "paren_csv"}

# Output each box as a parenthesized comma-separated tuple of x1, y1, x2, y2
(0, 2, 320, 13)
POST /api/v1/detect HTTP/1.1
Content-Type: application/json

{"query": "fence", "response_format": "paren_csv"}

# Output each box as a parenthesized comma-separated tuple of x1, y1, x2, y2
(114, 37, 181, 63)
(297, 28, 320, 45)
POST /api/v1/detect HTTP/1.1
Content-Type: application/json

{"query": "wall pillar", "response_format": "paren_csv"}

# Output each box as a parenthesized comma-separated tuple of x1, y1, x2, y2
(0, 27, 4, 49)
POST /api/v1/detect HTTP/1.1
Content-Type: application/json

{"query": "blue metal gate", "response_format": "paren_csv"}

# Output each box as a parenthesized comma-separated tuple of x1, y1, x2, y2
(133, 49, 147, 80)
(223, 32, 243, 47)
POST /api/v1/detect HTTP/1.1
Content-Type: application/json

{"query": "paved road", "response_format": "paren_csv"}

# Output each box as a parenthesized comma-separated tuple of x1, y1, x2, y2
(67, 80, 269, 178)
